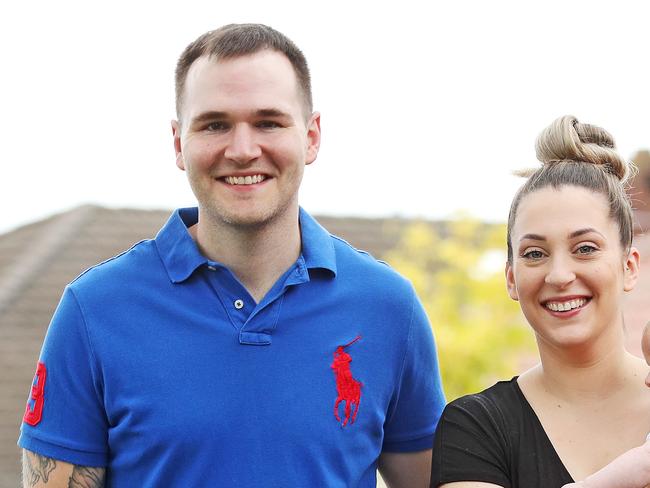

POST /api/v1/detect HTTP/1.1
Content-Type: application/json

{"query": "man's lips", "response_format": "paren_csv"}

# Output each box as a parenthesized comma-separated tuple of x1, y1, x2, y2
(220, 174, 268, 186)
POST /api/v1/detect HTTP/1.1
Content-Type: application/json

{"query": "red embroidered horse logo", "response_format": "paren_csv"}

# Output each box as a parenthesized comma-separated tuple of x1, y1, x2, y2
(331, 335, 362, 426)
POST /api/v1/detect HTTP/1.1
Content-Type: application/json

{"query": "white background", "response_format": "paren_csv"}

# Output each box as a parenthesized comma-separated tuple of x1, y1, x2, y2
(2, 0, 649, 232)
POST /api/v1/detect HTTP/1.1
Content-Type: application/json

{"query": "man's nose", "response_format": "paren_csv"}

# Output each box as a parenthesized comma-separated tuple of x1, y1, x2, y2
(544, 255, 576, 288)
(224, 124, 262, 164)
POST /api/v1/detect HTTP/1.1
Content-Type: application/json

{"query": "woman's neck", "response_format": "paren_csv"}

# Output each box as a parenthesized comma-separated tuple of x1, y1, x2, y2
(526, 332, 645, 404)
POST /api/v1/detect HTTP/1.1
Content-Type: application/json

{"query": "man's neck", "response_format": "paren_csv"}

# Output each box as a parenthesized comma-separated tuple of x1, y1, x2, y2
(191, 208, 302, 303)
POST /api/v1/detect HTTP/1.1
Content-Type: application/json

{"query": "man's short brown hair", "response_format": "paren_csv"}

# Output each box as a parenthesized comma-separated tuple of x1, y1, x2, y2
(175, 24, 313, 120)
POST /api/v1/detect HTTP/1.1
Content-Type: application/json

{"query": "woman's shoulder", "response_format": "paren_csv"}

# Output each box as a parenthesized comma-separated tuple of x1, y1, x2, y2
(436, 376, 535, 446)
(433, 378, 528, 487)
(433, 376, 576, 487)
(445, 377, 525, 415)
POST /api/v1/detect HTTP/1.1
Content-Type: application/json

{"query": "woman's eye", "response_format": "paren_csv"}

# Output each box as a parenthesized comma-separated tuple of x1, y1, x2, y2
(522, 249, 545, 260)
(576, 245, 597, 255)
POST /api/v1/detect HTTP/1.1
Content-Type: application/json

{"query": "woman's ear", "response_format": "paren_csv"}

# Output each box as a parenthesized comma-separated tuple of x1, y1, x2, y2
(623, 247, 640, 292)
(505, 262, 519, 301)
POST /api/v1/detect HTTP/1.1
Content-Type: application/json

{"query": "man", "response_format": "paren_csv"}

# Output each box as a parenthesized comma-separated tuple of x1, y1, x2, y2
(19, 24, 445, 487)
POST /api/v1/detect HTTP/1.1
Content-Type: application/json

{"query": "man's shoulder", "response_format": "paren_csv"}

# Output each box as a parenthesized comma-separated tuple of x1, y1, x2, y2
(69, 238, 159, 289)
(327, 232, 412, 286)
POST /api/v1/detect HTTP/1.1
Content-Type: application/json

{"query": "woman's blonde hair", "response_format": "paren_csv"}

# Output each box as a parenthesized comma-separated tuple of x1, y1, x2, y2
(507, 115, 636, 263)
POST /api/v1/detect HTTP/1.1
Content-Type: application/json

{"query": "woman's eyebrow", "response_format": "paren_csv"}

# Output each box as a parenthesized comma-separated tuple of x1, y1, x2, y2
(519, 228, 606, 243)
(519, 233, 545, 242)
(568, 227, 605, 239)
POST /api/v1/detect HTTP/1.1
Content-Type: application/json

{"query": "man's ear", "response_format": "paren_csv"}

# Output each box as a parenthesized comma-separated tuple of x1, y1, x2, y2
(505, 261, 519, 301)
(305, 112, 321, 166)
(171, 120, 184, 170)
(623, 246, 640, 292)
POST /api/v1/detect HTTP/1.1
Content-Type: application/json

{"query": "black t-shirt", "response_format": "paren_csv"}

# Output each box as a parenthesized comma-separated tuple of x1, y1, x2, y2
(431, 377, 574, 488)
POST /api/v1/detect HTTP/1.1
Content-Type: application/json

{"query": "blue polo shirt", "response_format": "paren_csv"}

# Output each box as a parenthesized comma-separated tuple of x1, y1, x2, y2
(19, 208, 445, 487)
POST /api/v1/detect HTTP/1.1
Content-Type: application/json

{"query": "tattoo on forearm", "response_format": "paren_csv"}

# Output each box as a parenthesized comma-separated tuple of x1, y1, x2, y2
(23, 452, 56, 485)
(68, 466, 104, 488)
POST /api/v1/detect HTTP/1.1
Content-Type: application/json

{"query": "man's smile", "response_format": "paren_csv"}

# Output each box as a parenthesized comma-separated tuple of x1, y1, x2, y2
(223, 174, 267, 185)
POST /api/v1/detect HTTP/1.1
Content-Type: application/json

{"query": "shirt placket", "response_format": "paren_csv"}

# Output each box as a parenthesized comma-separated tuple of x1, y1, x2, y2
(204, 258, 310, 345)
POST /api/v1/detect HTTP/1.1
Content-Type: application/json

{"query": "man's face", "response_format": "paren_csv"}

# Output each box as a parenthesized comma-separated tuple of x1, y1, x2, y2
(172, 50, 320, 229)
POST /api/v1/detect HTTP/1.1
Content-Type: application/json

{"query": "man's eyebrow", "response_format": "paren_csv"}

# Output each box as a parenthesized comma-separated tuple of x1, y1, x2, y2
(190, 109, 291, 123)
(191, 111, 228, 123)
(256, 108, 291, 118)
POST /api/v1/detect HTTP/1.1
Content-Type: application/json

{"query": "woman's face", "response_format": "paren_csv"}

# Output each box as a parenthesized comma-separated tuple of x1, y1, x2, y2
(506, 185, 639, 350)
(641, 323, 650, 386)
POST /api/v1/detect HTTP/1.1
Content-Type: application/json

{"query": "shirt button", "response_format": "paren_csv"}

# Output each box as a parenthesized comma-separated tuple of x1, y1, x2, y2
(234, 299, 244, 310)
(207, 265, 216, 271)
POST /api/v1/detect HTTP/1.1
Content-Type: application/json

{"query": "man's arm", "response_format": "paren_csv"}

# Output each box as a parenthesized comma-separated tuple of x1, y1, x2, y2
(22, 450, 105, 488)
(378, 449, 432, 488)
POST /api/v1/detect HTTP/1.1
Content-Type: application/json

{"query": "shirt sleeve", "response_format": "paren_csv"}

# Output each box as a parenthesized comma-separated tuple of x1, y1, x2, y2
(18, 286, 108, 467)
(431, 394, 511, 488)
(382, 289, 446, 452)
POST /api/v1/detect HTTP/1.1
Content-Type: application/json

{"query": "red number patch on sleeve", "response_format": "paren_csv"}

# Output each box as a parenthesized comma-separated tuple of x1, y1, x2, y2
(23, 362, 47, 426)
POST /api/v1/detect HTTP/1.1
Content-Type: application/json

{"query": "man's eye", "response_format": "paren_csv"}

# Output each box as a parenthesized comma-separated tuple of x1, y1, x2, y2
(257, 121, 282, 129)
(206, 122, 228, 131)
(522, 249, 545, 260)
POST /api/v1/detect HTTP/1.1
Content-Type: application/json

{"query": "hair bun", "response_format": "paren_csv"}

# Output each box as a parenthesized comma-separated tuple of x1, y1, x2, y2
(535, 115, 629, 182)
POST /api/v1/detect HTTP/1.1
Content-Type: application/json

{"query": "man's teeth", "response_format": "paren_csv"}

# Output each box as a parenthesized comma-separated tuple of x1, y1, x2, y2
(224, 175, 266, 185)
(546, 298, 587, 312)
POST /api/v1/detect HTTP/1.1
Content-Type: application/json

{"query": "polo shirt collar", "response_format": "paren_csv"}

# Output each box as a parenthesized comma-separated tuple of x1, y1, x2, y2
(298, 207, 337, 276)
(156, 207, 337, 283)
(155, 207, 207, 283)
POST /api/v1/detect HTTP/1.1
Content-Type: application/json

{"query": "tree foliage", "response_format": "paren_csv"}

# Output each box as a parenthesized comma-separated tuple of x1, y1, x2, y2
(383, 216, 536, 401)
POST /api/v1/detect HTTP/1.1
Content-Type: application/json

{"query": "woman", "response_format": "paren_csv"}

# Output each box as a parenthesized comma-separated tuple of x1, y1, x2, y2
(431, 115, 650, 487)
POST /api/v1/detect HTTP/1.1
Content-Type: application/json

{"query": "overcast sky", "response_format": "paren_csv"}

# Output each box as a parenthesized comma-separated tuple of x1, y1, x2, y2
(2, 0, 649, 233)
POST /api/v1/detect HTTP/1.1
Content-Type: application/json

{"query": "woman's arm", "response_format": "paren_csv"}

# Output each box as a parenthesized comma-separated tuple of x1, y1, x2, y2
(439, 483, 503, 488)
(562, 439, 650, 488)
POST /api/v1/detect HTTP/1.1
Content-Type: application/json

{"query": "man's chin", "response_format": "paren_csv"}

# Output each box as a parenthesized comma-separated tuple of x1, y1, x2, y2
(204, 207, 279, 230)
(198, 198, 299, 231)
